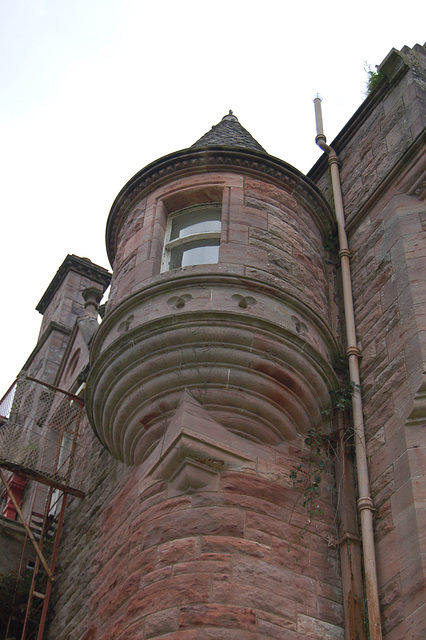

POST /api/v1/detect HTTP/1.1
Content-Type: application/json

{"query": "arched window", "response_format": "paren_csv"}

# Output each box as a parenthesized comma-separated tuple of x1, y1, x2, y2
(162, 203, 221, 271)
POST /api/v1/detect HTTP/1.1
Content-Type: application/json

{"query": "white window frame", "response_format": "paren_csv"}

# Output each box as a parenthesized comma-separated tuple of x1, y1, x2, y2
(161, 203, 222, 272)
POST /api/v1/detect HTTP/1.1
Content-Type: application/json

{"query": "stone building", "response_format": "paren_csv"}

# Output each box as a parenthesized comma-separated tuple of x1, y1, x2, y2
(0, 43, 424, 640)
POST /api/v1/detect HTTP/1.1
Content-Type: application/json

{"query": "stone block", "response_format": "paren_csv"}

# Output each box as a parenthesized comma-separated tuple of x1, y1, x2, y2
(97, 571, 141, 621)
(400, 554, 426, 618)
(410, 113, 425, 140)
(196, 630, 259, 640)
(373, 468, 396, 508)
(141, 506, 245, 550)
(231, 557, 317, 606)
(128, 548, 156, 577)
(144, 632, 196, 640)
(211, 573, 297, 619)
(382, 598, 405, 635)
(316, 580, 343, 604)
(297, 613, 344, 639)
(141, 566, 172, 588)
(125, 574, 210, 621)
(365, 397, 396, 444)
(81, 626, 97, 640)
(220, 472, 293, 506)
(191, 488, 286, 521)
(383, 620, 407, 640)
(144, 607, 178, 639)
(379, 572, 402, 610)
(257, 618, 299, 639)
(408, 445, 426, 478)
(245, 526, 273, 547)
(173, 558, 232, 576)
(404, 602, 426, 639)
(376, 527, 401, 586)
(390, 479, 416, 520)
(136, 481, 167, 507)
(245, 510, 309, 546)
(97, 616, 125, 640)
(244, 178, 298, 211)
(227, 222, 249, 244)
(179, 603, 256, 630)
(317, 596, 344, 626)
(201, 535, 271, 560)
(367, 426, 386, 459)
(132, 496, 192, 535)
(375, 501, 394, 542)
(156, 537, 200, 568)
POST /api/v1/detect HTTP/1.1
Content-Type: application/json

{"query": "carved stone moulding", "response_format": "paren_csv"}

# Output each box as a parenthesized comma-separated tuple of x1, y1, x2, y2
(93, 273, 338, 362)
(105, 148, 335, 265)
(86, 276, 338, 465)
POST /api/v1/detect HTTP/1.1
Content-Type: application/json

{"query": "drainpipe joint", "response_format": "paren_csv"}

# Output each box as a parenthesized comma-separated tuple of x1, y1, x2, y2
(338, 248, 351, 259)
(346, 345, 361, 358)
(357, 496, 375, 513)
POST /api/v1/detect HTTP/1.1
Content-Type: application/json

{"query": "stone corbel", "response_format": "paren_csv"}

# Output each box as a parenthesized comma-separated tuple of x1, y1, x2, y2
(137, 390, 260, 497)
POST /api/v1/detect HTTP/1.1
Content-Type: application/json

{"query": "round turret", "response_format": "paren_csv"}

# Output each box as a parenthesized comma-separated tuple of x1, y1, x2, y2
(86, 114, 339, 464)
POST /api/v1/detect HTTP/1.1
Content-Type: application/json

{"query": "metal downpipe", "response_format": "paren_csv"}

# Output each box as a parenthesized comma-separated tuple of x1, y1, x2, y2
(314, 97, 383, 640)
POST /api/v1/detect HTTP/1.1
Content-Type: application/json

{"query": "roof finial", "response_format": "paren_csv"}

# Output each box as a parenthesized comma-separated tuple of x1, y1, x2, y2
(222, 110, 238, 122)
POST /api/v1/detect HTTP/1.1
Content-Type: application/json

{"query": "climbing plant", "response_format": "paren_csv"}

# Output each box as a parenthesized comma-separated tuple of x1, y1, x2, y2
(290, 382, 359, 524)
(290, 425, 327, 520)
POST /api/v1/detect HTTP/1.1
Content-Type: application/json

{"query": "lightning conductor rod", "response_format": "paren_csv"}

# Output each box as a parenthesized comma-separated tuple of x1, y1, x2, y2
(313, 96, 383, 640)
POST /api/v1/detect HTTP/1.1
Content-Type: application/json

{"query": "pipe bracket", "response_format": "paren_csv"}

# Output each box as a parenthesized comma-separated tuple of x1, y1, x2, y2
(315, 133, 327, 144)
(339, 248, 351, 259)
(328, 154, 341, 167)
(346, 345, 361, 358)
(338, 532, 362, 546)
(357, 496, 375, 513)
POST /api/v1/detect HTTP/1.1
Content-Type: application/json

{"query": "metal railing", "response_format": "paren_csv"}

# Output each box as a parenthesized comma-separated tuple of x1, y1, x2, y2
(0, 374, 89, 496)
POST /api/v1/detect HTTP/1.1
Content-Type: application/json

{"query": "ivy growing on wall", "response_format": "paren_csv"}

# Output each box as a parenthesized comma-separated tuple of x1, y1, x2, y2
(290, 382, 359, 527)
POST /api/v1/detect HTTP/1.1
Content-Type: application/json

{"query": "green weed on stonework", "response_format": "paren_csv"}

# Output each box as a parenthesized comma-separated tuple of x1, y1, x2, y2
(364, 62, 384, 95)
(290, 383, 359, 523)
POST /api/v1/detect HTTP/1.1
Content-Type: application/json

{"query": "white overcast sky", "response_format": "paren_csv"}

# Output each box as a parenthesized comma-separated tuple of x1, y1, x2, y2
(0, 0, 424, 395)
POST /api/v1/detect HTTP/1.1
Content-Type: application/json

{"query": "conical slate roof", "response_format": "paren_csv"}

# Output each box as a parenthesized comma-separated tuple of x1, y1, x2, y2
(191, 111, 266, 153)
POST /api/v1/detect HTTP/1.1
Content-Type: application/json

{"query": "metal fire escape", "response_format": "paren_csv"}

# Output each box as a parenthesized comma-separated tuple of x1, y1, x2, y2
(0, 373, 89, 640)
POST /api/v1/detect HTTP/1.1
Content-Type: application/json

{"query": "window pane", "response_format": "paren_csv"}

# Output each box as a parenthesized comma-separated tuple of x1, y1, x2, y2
(182, 244, 219, 267)
(170, 209, 221, 240)
(170, 239, 220, 269)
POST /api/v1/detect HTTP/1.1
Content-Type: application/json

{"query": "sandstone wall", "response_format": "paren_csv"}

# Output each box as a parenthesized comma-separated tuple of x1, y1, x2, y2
(309, 45, 425, 225)
(43, 130, 346, 637)
(88, 166, 339, 463)
(108, 170, 334, 326)
(48, 425, 344, 640)
(349, 187, 425, 639)
(309, 44, 426, 639)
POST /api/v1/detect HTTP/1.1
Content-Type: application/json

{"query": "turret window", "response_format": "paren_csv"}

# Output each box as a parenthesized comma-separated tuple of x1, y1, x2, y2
(163, 203, 221, 271)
